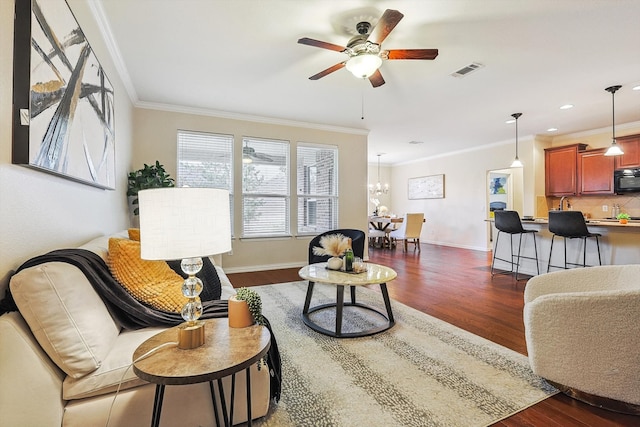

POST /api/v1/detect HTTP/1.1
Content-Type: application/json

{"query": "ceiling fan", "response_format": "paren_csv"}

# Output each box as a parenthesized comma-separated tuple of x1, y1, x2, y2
(298, 9, 438, 88)
(243, 144, 274, 163)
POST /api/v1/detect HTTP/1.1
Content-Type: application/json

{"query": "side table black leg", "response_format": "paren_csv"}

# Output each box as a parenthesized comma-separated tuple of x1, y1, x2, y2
(246, 366, 253, 426)
(336, 285, 344, 336)
(209, 381, 221, 427)
(229, 374, 236, 426)
(303, 281, 315, 314)
(151, 384, 165, 427)
(380, 283, 395, 323)
(350, 285, 356, 304)
(217, 379, 230, 426)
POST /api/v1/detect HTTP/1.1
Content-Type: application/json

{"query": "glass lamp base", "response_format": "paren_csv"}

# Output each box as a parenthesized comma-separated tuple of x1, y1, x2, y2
(178, 321, 205, 349)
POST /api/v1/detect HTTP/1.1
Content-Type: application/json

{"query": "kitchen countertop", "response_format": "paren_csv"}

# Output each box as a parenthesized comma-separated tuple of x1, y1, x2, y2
(521, 218, 640, 228)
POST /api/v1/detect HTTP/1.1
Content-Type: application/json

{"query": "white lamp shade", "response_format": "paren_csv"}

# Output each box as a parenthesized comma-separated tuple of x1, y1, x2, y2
(139, 188, 232, 260)
(345, 54, 383, 78)
(604, 143, 624, 156)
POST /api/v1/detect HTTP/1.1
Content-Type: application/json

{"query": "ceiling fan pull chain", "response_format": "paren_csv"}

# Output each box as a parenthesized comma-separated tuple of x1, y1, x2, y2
(361, 83, 365, 120)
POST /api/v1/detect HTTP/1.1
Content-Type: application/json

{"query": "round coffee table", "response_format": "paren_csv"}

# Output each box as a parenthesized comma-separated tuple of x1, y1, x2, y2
(133, 318, 270, 427)
(298, 262, 397, 338)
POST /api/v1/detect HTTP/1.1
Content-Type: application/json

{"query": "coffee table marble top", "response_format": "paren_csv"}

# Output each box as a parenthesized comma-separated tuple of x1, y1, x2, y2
(298, 262, 397, 286)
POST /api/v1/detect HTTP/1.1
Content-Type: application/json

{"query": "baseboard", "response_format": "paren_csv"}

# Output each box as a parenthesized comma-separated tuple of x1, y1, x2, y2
(223, 261, 306, 274)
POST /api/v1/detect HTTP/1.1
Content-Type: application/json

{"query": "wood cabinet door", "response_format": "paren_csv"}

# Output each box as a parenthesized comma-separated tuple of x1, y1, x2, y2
(614, 135, 640, 169)
(579, 148, 614, 195)
(545, 144, 586, 196)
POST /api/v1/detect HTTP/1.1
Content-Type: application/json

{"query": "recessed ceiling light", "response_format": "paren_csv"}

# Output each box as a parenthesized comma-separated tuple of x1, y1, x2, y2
(547, 127, 558, 132)
(505, 119, 516, 124)
(560, 104, 574, 110)
(633, 85, 640, 91)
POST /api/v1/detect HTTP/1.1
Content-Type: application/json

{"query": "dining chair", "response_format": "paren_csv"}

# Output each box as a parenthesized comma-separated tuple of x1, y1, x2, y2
(368, 227, 388, 248)
(389, 213, 425, 252)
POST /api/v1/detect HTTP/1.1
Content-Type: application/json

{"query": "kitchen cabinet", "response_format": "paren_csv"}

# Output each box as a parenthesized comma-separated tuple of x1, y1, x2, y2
(615, 134, 640, 169)
(578, 148, 614, 195)
(545, 143, 588, 196)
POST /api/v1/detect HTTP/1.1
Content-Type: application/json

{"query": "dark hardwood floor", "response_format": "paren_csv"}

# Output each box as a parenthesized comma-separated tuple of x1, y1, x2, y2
(227, 243, 638, 426)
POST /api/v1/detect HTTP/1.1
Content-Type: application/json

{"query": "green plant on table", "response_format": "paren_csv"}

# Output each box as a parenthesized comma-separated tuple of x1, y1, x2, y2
(127, 161, 175, 215)
(234, 287, 265, 326)
(234, 287, 267, 369)
(617, 213, 631, 220)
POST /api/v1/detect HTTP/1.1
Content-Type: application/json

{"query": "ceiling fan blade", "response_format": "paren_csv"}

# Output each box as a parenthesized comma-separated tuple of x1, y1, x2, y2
(368, 9, 404, 45)
(368, 69, 385, 88)
(386, 49, 439, 60)
(298, 37, 347, 53)
(309, 62, 346, 80)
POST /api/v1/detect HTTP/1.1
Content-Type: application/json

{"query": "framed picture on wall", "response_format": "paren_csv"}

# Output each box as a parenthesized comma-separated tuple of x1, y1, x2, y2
(408, 174, 444, 199)
(12, 0, 116, 190)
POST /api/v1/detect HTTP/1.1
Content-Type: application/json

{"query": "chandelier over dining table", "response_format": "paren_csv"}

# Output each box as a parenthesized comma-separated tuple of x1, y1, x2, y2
(369, 154, 389, 195)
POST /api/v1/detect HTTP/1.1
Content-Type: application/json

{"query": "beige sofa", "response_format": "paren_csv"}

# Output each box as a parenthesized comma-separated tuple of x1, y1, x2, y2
(523, 265, 640, 414)
(0, 232, 270, 426)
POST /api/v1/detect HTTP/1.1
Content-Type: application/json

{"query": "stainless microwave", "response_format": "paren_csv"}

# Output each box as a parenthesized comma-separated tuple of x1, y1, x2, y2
(614, 168, 640, 194)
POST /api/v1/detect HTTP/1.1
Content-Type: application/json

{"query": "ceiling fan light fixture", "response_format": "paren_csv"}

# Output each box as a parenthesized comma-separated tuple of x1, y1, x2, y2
(346, 54, 382, 78)
(603, 85, 624, 157)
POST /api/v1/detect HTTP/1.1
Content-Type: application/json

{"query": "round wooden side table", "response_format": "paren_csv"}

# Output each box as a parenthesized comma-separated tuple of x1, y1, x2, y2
(133, 318, 270, 427)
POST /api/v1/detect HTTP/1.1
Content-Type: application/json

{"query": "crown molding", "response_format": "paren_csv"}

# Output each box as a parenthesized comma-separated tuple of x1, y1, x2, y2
(135, 101, 369, 135)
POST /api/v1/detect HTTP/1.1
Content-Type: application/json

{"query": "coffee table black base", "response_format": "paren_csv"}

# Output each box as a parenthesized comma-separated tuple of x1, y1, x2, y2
(302, 282, 395, 338)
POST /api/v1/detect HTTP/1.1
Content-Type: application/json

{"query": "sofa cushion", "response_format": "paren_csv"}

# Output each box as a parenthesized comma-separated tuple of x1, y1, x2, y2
(108, 238, 187, 313)
(63, 327, 164, 400)
(10, 262, 121, 379)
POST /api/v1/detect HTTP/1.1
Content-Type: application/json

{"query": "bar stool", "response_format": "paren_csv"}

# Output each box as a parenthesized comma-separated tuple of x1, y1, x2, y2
(491, 210, 540, 281)
(547, 211, 602, 272)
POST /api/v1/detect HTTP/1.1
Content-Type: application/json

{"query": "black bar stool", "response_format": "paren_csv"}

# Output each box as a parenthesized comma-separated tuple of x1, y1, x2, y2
(491, 210, 540, 281)
(547, 211, 602, 272)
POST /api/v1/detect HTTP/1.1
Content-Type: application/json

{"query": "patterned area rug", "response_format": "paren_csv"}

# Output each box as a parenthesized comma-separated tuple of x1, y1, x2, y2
(254, 281, 557, 427)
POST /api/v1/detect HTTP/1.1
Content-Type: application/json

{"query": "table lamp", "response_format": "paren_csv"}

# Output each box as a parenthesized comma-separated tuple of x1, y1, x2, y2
(139, 187, 231, 349)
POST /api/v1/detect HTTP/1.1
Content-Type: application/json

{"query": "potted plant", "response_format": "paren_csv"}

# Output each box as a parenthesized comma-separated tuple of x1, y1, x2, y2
(229, 287, 265, 327)
(127, 161, 175, 223)
(617, 212, 631, 224)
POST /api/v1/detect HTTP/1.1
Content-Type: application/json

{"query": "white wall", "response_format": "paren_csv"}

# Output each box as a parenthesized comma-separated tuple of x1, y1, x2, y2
(0, 0, 133, 294)
(390, 137, 536, 251)
(131, 106, 369, 272)
(389, 123, 640, 253)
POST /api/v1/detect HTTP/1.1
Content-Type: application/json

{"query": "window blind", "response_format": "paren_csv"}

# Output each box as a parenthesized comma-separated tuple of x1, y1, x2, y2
(297, 143, 338, 234)
(242, 137, 290, 237)
(177, 130, 234, 232)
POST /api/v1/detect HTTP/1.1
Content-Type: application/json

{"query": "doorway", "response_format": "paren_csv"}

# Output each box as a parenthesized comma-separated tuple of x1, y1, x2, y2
(486, 168, 524, 246)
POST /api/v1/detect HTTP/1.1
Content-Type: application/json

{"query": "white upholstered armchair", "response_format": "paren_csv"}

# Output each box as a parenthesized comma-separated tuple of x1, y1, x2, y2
(523, 265, 640, 414)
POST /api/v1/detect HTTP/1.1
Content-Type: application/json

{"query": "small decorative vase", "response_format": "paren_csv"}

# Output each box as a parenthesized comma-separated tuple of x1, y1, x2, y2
(228, 296, 255, 328)
(327, 256, 343, 270)
(619, 219, 628, 224)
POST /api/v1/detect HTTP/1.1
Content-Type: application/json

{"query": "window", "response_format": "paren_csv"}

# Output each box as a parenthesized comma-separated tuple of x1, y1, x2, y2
(176, 130, 234, 230)
(297, 143, 338, 234)
(242, 137, 290, 237)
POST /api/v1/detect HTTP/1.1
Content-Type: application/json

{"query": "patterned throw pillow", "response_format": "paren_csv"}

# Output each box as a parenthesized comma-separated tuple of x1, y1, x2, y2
(108, 238, 186, 313)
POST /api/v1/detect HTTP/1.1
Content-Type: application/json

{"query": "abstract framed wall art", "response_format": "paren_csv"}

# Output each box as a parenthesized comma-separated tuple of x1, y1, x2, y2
(12, 0, 115, 189)
(408, 174, 444, 199)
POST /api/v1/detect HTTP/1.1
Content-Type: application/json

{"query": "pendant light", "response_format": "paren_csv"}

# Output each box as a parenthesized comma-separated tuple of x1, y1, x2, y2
(369, 154, 389, 195)
(510, 113, 523, 168)
(604, 85, 624, 156)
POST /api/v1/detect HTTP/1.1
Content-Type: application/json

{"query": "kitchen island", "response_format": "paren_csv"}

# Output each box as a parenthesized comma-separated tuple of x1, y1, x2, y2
(490, 217, 640, 277)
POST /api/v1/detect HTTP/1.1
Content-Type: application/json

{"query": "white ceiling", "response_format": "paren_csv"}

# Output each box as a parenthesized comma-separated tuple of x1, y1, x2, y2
(93, 0, 640, 165)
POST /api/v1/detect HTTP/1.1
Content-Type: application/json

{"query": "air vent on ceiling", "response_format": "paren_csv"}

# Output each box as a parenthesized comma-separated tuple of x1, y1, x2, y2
(450, 62, 484, 78)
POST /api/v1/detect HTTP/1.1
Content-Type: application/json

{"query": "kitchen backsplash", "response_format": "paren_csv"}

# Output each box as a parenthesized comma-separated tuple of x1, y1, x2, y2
(539, 195, 640, 219)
